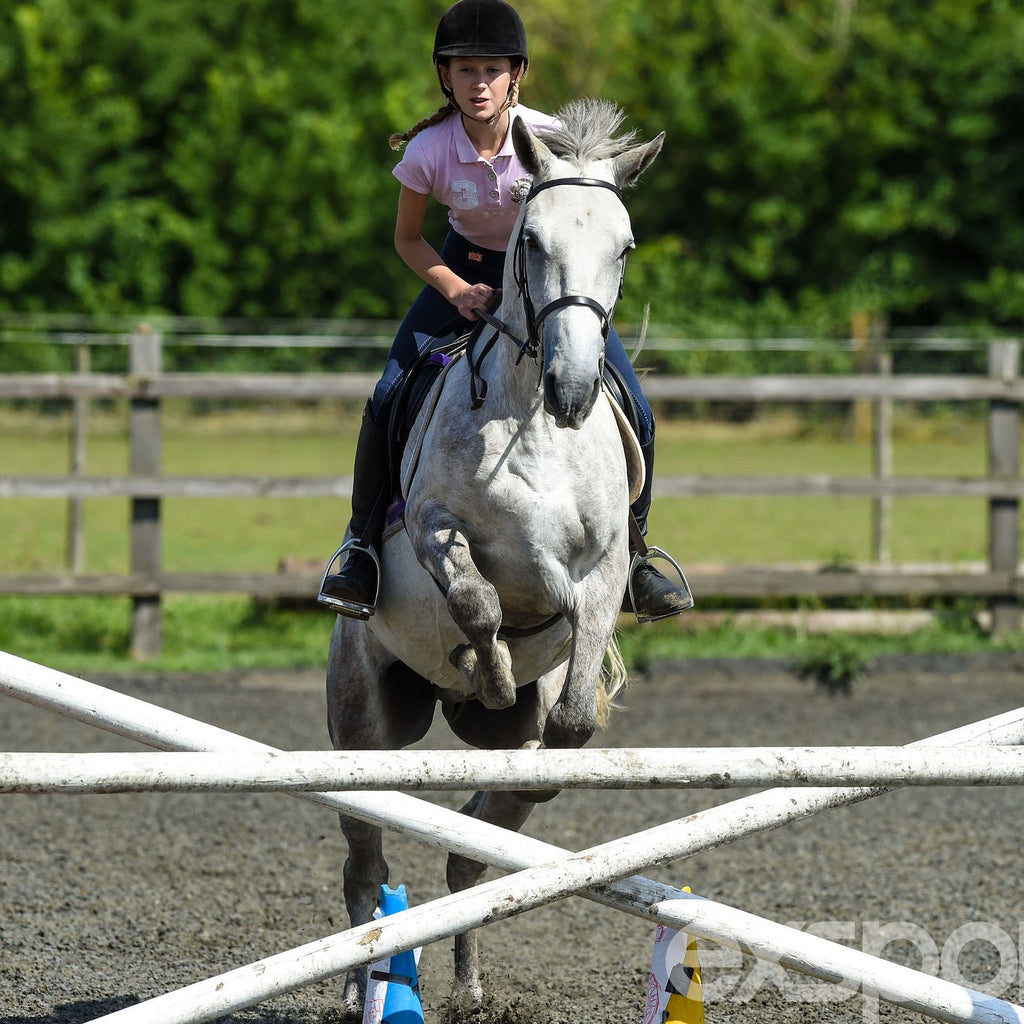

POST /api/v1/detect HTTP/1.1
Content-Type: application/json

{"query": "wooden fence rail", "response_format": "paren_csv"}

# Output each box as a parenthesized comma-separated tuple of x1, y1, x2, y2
(1, 330, 1021, 655)
(6, 371, 1024, 403)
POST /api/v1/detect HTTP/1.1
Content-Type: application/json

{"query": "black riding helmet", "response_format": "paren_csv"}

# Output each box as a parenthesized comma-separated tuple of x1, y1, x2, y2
(433, 0, 529, 65)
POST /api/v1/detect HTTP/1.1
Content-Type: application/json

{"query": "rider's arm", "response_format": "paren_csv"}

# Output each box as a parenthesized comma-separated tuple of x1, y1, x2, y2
(394, 185, 494, 320)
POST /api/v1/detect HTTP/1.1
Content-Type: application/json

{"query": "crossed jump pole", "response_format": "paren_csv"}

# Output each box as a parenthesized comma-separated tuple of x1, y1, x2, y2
(2, 649, 1024, 1024)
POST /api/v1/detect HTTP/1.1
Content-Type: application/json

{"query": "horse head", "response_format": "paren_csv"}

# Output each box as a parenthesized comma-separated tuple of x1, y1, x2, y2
(509, 100, 664, 429)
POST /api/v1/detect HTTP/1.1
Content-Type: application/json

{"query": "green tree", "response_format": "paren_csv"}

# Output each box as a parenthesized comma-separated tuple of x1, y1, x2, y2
(1, 0, 1022, 335)
(600, 0, 1024, 334)
(0, 0, 436, 319)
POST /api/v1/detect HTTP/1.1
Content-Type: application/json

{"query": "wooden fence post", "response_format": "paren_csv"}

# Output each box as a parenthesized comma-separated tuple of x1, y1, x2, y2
(850, 311, 872, 440)
(987, 339, 1021, 637)
(872, 348, 893, 565)
(66, 344, 89, 572)
(129, 326, 163, 658)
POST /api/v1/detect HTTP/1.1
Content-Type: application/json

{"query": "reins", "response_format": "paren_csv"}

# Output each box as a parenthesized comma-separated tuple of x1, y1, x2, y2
(468, 176, 625, 410)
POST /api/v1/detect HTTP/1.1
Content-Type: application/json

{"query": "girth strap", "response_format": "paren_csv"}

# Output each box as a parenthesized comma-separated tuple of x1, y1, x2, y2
(497, 613, 564, 640)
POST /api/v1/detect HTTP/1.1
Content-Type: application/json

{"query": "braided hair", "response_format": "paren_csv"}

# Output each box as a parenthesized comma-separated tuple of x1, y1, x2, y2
(389, 100, 458, 151)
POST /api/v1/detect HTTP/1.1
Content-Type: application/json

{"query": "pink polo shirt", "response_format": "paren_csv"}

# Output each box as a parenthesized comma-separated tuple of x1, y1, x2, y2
(393, 104, 558, 253)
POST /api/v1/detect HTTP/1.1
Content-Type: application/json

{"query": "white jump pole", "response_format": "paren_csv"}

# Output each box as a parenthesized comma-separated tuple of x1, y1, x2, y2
(4, 650, 1024, 1024)
(655, 891, 1024, 1024)
(5, 745, 1024, 793)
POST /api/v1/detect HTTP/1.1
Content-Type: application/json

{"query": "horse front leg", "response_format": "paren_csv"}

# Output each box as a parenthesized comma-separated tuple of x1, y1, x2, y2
(543, 571, 625, 749)
(409, 500, 516, 709)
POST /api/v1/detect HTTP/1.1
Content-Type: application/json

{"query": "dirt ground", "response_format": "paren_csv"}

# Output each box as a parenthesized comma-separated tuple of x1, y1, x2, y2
(2, 653, 1023, 1024)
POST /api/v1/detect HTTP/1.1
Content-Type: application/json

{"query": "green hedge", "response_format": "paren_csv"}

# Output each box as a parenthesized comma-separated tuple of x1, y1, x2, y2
(2, 0, 1022, 336)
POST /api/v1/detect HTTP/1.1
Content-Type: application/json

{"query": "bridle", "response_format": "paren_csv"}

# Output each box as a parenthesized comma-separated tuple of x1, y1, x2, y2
(469, 176, 627, 409)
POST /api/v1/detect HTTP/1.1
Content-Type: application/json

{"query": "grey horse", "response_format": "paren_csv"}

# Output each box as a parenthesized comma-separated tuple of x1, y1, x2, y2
(326, 98, 663, 1014)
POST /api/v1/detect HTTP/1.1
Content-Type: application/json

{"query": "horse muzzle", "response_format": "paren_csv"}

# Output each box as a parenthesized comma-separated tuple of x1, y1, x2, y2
(543, 369, 602, 429)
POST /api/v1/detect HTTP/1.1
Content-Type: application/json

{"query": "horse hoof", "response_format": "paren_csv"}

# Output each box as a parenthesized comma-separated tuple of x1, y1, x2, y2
(448, 981, 484, 1011)
(542, 704, 596, 749)
(477, 682, 516, 710)
(478, 642, 516, 708)
(514, 741, 558, 799)
(453, 641, 516, 709)
(340, 977, 365, 1022)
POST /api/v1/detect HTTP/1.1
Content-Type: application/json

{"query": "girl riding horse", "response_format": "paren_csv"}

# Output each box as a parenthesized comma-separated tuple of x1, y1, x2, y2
(318, 0, 692, 624)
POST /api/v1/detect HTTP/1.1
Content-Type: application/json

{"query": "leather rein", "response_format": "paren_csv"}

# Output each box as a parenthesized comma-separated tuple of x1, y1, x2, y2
(468, 176, 626, 410)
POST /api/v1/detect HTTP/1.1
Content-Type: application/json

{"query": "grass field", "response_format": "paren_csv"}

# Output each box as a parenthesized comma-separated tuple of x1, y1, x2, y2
(0, 402, 1015, 672)
(0, 402, 995, 573)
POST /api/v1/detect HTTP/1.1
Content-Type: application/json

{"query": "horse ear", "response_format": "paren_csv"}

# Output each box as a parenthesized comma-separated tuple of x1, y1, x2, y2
(612, 132, 665, 190)
(513, 117, 553, 177)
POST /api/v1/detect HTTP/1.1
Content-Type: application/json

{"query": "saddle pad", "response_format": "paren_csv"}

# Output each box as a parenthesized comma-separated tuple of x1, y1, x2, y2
(400, 353, 462, 500)
(605, 384, 646, 504)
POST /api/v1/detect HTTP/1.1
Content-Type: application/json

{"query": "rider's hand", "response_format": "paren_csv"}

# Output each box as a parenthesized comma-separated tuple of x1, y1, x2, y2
(454, 283, 495, 321)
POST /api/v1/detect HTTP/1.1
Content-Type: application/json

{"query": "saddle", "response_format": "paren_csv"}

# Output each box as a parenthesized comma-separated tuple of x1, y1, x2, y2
(377, 319, 484, 535)
(386, 336, 467, 484)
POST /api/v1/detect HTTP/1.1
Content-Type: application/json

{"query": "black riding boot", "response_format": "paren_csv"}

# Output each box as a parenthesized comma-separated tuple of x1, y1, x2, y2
(625, 436, 695, 622)
(317, 402, 391, 619)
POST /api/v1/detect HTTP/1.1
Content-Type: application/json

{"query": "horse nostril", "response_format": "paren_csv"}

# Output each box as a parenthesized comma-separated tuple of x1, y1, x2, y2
(542, 372, 558, 414)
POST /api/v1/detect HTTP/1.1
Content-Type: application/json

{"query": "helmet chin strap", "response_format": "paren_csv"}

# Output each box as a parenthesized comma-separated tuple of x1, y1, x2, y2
(484, 78, 520, 125)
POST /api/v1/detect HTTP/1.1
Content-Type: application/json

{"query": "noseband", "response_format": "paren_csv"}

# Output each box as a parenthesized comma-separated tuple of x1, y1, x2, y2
(469, 176, 626, 409)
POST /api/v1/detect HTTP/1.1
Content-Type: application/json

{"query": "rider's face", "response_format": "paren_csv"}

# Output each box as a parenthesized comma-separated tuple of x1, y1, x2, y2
(440, 57, 516, 123)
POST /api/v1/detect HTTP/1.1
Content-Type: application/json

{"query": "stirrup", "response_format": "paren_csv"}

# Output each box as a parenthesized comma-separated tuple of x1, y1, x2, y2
(628, 545, 695, 624)
(316, 539, 381, 619)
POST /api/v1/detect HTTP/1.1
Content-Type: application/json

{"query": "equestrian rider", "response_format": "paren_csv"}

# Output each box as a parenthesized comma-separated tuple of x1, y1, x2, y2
(318, 0, 693, 623)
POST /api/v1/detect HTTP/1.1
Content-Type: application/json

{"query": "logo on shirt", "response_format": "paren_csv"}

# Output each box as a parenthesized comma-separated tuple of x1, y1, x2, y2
(448, 180, 479, 209)
(510, 178, 532, 205)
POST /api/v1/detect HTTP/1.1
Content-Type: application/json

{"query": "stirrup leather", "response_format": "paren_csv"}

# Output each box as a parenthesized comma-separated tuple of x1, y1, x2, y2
(316, 539, 381, 618)
(628, 545, 694, 624)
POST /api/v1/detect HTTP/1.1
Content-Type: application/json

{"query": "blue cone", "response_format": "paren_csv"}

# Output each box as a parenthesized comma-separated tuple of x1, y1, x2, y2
(379, 884, 424, 1024)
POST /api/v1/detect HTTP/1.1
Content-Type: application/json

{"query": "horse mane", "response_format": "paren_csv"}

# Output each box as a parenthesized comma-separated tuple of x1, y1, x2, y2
(537, 98, 639, 168)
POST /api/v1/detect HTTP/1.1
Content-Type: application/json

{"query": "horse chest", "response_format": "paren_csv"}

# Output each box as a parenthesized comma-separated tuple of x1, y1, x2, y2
(477, 448, 610, 533)
(416, 412, 626, 551)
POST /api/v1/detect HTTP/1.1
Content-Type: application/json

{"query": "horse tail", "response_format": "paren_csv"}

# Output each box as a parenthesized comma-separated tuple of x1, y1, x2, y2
(596, 634, 629, 728)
